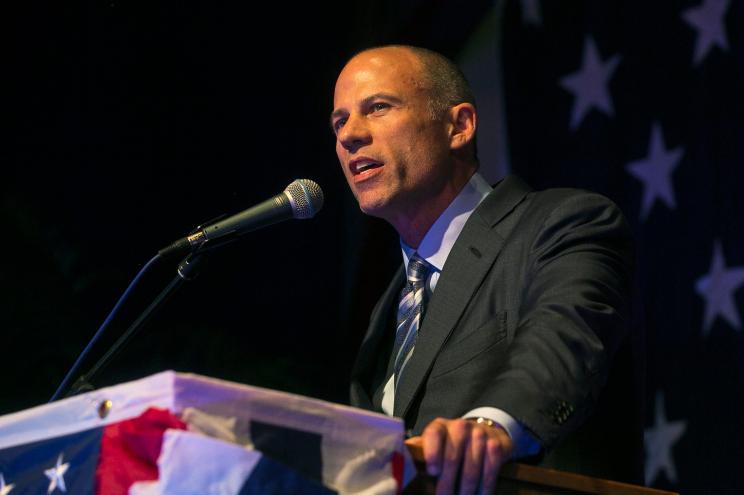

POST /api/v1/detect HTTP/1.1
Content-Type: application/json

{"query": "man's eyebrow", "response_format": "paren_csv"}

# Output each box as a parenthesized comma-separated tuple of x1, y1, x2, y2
(362, 92, 403, 105)
(330, 93, 403, 127)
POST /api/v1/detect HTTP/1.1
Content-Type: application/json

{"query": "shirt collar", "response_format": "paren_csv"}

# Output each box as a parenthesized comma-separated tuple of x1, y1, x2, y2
(401, 172, 493, 272)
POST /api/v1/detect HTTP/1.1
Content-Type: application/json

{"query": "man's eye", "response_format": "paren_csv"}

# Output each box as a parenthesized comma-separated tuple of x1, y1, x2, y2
(334, 118, 347, 132)
(371, 102, 390, 112)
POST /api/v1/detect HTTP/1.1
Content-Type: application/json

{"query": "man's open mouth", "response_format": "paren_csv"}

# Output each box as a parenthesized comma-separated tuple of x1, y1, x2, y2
(350, 159, 384, 176)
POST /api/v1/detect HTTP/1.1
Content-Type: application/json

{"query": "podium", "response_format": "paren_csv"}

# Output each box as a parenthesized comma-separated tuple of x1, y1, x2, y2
(405, 445, 678, 495)
(0, 371, 676, 495)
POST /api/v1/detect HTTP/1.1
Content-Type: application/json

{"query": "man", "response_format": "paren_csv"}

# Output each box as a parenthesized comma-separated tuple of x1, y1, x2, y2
(331, 45, 636, 494)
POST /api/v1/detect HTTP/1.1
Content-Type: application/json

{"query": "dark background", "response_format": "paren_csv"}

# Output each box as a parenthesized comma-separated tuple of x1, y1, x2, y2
(7, 1, 744, 493)
(6, 0, 494, 411)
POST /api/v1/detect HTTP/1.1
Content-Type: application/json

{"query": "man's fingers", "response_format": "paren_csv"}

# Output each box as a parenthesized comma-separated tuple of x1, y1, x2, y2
(480, 434, 508, 495)
(435, 419, 469, 495)
(458, 426, 486, 495)
(419, 418, 514, 495)
(422, 419, 448, 476)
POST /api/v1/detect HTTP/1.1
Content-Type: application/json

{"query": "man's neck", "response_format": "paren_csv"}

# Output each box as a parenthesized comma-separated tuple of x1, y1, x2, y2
(391, 166, 477, 248)
(393, 205, 451, 249)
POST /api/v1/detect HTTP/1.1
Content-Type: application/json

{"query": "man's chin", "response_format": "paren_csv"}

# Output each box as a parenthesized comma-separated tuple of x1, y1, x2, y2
(359, 203, 386, 219)
(357, 197, 391, 220)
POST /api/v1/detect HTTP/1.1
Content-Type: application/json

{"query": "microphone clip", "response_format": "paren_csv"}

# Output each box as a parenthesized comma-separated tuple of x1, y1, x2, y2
(177, 248, 210, 281)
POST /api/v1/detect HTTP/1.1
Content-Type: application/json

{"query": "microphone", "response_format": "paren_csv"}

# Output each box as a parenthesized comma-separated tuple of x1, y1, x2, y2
(158, 179, 324, 258)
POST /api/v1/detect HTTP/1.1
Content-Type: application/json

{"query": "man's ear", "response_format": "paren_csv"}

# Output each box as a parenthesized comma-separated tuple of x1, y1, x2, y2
(448, 103, 477, 152)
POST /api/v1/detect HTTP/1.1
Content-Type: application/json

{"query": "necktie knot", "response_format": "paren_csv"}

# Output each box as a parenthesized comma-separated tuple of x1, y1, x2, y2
(407, 254, 431, 288)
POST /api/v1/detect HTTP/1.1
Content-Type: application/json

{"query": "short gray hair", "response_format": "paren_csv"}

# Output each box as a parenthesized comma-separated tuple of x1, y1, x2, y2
(403, 45, 477, 119)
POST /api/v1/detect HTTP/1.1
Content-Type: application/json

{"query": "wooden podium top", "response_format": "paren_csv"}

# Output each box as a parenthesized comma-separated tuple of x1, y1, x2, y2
(405, 443, 678, 495)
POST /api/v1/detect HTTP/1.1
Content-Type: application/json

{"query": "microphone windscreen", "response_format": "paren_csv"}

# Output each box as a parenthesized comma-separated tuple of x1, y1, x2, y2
(285, 179, 324, 219)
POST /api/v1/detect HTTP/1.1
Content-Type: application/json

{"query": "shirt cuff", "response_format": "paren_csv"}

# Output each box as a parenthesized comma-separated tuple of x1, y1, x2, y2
(463, 407, 541, 459)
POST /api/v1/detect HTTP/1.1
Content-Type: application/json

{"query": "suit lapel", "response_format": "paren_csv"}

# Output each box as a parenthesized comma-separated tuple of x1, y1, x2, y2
(350, 266, 405, 408)
(393, 175, 532, 418)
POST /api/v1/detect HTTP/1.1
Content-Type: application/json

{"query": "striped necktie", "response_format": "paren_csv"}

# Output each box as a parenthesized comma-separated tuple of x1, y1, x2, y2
(392, 253, 432, 390)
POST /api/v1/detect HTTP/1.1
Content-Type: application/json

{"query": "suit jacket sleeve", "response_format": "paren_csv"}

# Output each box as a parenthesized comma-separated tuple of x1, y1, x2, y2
(477, 191, 634, 450)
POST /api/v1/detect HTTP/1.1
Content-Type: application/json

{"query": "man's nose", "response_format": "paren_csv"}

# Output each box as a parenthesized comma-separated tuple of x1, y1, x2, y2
(338, 115, 371, 153)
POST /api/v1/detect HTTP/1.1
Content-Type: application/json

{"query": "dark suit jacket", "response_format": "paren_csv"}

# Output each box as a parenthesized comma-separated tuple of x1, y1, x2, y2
(349, 175, 643, 482)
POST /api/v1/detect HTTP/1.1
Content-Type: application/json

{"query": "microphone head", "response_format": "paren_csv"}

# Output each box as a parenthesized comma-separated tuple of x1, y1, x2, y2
(284, 179, 324, 219)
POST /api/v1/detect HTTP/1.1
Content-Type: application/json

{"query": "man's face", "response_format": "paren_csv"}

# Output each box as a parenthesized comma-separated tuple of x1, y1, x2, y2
(331, 48, 454, 224)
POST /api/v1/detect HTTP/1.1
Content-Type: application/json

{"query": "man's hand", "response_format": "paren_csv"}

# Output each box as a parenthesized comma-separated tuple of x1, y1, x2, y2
(406, 417, 514, 495)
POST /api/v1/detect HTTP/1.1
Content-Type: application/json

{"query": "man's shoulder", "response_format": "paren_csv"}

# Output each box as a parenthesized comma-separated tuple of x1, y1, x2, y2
(532, 185, 617, 208)
(480, 175, 630, 240)
(496, 175, 623, 217)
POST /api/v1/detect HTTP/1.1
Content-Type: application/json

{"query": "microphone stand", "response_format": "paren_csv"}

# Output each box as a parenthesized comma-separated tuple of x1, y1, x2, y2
(65, 251, 207, 398)
(51, 179, 324, 400)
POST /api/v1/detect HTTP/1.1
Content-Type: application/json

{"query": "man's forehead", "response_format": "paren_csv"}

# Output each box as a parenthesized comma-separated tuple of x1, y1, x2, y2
(347, 47, 416, 69)
(334, 49, 425, 103)
(338, 54, 392, 87)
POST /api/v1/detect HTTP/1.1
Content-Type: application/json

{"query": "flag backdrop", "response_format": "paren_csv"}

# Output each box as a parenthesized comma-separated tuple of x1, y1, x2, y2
(0, 371, 411, 494)
(454, 0, 744, 493)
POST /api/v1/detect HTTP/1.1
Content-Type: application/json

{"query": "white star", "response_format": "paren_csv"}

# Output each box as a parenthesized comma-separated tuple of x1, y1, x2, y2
(44, 454, 69, 494)
(559, 36, 621, 130)
(644, 391, 686, 486)
(695, 240, 744, 336)
(0, 474, 15, 495)
(625, 123, 684, 221)
(520, 0, 542, 26)
(682, 0, 730, 66)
